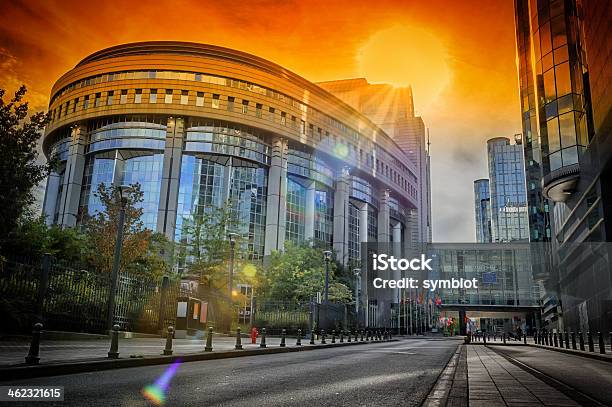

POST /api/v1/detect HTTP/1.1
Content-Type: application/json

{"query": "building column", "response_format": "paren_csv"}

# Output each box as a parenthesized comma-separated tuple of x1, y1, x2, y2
(58, 124, 87, 227)
(377, 190, 390, 242)
(304, 180, 316, 243)
(333, 167, 350, 266)
(359, 203, 369, 244)
(392, 222, 402, 257)
(264, 138, 288, 255)
(42, 170, 61, 226)
(157, 116, 185, 241)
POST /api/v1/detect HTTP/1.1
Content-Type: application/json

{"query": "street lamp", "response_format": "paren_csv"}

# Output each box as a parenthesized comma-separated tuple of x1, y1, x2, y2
(353, 268, 361, 314)
(228, 232, 238, 302)
(323, 250, 332, 303)
(106, 185, 130, 332)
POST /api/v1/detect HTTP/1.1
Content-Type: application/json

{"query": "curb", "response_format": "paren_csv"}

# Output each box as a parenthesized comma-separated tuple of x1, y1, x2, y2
(1, 339, 398, 381)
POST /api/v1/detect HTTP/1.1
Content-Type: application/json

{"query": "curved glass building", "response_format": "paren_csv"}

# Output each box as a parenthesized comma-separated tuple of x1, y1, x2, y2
(42, 42, 423, 265)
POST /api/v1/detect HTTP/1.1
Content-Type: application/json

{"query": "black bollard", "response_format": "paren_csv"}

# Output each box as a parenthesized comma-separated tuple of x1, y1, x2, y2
(347, 330, 351, 342)
(235, 327, 244, 350)
(524, 333, 527, 344)
(355, 330, 359, 342)
(205, 326, 214, 352)
(553, 332, 558, 347)
(549, 331, 553, 346)
(579, 331, 585, 351)
(321, 329, 326, 344)
(571, 332, 577, 350)
(609, 332, 612, 354)
(534, 331, 539, 344)
(280, 328, 286, 347)
(503, 333, 506, 344)
(310, 329, 315, 345)
(483, 333, 487, 344)
(388, 330, 392, 340)
(331, 330, 336, 344)
(559, 332, 564, 348)
(598, 332, 605, 354)
(565, 331, 570, 348)
(108, 324, 120, 359)
(296, 329, 302, 346)
(163, 326, 174, 355)
(366, 330, 371, 341)
(25, 323, 43, 365)
(588, 331, 594, 352)
(260, 327, 267, 348)
(340, 330, 344, 343)
(360, 330, 364, 342)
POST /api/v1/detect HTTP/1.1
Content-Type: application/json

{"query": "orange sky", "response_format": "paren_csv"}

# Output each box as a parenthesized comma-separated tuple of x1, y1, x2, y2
(0, 0, 522, 242)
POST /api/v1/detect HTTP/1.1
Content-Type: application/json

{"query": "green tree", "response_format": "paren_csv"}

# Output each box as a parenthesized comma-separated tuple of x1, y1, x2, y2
(1, 212, 87, 261)
(176, 202, 255, 291)
(259, 241, 353, 303)
(0, 86, 51, 247)
(83, 183, 168, 279)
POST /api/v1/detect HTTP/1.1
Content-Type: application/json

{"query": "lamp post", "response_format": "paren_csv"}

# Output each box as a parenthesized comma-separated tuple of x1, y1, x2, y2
(107, 185, 129, 332)
(228, 233, 238, 302)
(353, 268, 361, 314)
(323, 250, 332, 303)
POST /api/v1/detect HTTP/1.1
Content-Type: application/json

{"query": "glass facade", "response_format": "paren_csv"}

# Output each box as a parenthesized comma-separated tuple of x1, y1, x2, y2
(285, 176, 307, 244)
(175, 155, 268, 261)
(348, 202, 360, 264)
(314, 188, 333, 247)
(427, 245, 537, 306)
(487, 138, 529, 242)
(473, 179, 492, 243)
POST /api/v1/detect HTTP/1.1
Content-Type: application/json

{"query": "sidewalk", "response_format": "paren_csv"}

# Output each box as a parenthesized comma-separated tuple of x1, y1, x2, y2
(490, 344, 612, 405)
(0, 335, 314, 367)
(467, 345, 578, 406)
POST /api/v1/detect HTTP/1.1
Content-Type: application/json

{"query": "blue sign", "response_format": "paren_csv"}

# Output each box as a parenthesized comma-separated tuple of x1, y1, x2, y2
(482, 272, 497, 284)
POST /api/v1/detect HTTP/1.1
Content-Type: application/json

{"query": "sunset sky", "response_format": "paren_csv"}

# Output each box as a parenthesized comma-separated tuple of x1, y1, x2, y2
(0, 0, 522, 242)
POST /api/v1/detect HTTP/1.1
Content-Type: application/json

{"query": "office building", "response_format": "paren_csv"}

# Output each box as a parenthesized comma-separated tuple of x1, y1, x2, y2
(41, 42, 423, 272)
(514, 0, 612, 332)
(317, 79, 432, 248)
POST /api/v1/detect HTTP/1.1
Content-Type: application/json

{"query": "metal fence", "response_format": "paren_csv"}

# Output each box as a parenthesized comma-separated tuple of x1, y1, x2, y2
(252, 300, 357, 335)
(0, 255, 198, 335)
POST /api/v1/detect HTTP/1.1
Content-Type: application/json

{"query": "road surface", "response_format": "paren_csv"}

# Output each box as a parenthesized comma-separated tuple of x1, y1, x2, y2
(6, 337, 461, 406)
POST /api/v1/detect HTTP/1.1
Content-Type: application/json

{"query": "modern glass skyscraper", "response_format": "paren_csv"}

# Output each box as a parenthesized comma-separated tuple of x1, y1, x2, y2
(513, 0, 612, 333)
(486, 137, 529, 243)
(474, 179, 492, 243)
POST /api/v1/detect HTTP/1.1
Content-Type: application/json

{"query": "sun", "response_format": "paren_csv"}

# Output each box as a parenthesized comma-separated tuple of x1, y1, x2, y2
(357, 25, 451, 112)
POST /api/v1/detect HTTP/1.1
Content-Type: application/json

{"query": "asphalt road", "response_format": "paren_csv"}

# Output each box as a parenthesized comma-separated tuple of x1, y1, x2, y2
(6, 337, 461, 406)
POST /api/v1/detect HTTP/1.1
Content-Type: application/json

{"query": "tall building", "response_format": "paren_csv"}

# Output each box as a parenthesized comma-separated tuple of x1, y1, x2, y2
(41, 42, 423, 327)
(42, 42, 421, 263)
(317, 79, 432, 245)
(487, 137, 530, 243)
(474, 179, 492, 243)
(514, 0, 612, 332)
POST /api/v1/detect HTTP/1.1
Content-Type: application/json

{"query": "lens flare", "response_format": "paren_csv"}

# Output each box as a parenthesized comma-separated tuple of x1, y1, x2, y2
(142, 360, 181, 405)
(332, 143, 349, 159)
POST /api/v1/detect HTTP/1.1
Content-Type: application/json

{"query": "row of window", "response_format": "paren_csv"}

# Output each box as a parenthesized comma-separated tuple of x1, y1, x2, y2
(50, 88, 418, 197)
(49, 67, 419, 184)
(49, 69, 415, 171)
